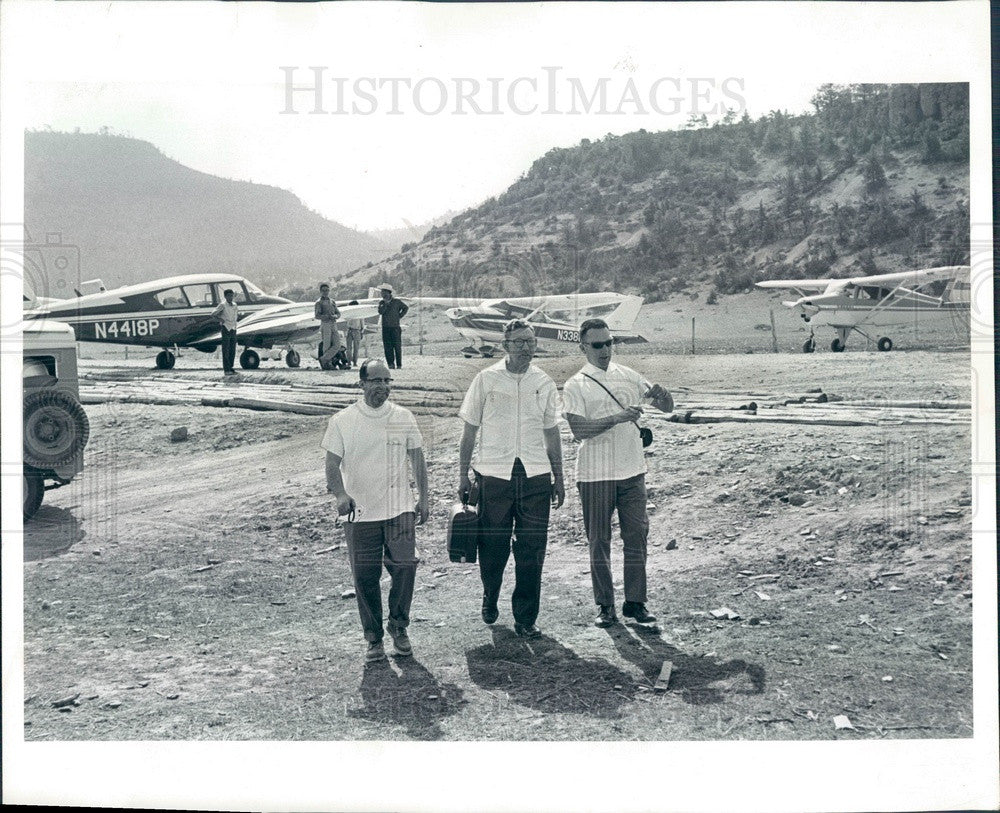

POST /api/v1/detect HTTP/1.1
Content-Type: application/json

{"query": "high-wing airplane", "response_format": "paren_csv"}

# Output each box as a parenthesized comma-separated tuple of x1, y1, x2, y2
(755, 265, 970, 353)
(379, 289, 647, 357)
(23, 273, 301, 369)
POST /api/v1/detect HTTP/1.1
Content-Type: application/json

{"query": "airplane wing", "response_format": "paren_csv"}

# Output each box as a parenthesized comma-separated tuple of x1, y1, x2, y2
(199, 302, 381, 346)
(756, 279, 839, 292)
(842, 266, 968, 288)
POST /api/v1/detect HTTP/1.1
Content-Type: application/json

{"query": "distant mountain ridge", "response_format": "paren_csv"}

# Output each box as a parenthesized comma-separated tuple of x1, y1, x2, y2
(24, 131, 393, 293)
(343, 83, 969, 302)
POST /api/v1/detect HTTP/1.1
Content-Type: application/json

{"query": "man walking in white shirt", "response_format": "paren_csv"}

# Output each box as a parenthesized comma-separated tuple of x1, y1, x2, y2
(458, 319, 564, 639)
(211, 288, 239, 374)
(323, 359, 430, 664)
(562, 318, 673, 628)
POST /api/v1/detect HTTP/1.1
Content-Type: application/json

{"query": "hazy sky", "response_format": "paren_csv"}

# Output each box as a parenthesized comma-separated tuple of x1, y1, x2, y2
(4, 1, 985, 232)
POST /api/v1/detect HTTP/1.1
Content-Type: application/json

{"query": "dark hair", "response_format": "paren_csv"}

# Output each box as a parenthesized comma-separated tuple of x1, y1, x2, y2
(503, 318, 534, 339)
(224, 289, 235, 296)
(320, 283, 330, 290)
(578, 318, 609, 342)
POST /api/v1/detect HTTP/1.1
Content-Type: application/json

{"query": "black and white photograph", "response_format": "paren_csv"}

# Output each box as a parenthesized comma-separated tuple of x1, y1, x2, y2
(1, 1, 995, 811)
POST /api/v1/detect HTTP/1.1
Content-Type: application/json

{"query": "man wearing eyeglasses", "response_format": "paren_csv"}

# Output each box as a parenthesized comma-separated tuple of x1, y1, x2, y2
(458, 320, 565, 639)
(562, 318, 674, 628)
(322, 359, 430, 664)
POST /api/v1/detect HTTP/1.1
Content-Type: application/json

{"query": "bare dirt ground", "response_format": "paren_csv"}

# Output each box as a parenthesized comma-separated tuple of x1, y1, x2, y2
(21, 344, 975, 741)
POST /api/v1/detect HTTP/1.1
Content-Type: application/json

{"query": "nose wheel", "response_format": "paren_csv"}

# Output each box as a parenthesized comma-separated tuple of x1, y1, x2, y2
(802, 336, 816, 353)
(155, 350, 176, 369)
(285, 349, 301, 368)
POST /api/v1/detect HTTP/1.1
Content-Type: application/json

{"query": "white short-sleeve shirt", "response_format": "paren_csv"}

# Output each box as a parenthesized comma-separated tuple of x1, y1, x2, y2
(320, 399, 422, 521)
(562, 362, 652, 482)
(458, 360, 560, 480)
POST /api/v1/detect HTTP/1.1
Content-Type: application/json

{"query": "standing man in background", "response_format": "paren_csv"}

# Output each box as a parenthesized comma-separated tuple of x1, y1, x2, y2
(323, 359, 430, 664)
(212, 288, 239, 375)
(377, 283, 408, 370)
(345, 299, 364, 368)
(457, 319, 564, 639)
(315, 283, 341, 367)
(562, 318, 674, 628)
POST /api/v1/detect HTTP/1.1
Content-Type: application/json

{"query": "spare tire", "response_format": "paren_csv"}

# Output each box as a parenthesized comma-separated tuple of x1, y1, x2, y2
(23, 390, 90, 468)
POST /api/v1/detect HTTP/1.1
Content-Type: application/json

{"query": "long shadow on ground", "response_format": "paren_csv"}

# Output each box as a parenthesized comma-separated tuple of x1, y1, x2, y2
(465, 625, 638, 717)
(349, 656, 467, 740)
(606, 623, 766, 704)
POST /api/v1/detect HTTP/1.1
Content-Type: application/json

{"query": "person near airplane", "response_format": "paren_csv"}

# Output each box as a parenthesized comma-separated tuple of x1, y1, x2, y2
(323, 359, 430, 664)
(211, 288, 239, 374)
(377, 283, 409, 369)
(344, 300, 364, 367)
(315, 283, 342, 368)
(457, 319, 565, 639)
(562, 318, 674, 628)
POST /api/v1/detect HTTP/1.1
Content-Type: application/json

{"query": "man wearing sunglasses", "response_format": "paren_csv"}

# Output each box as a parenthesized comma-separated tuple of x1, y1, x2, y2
(458, 319, 565, 639)
(562, 318, 673, 628)
(322, 359, 430, 664)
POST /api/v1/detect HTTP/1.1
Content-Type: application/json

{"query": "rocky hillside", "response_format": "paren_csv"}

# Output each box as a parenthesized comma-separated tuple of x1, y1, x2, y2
(344, 83, 969, 302)
(24, 131, 393, 292)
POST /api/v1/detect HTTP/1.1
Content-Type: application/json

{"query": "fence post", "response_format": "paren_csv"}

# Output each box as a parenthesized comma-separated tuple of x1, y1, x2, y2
(691, 317, 696, 355)
(770, 308, 778, 353)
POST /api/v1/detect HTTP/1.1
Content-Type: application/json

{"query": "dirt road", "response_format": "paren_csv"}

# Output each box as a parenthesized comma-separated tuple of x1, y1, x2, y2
(21, 350, 975, 740)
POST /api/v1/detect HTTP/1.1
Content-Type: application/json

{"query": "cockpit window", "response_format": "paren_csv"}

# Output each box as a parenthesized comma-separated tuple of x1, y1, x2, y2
(213, 282, 249, 304)
(154, 287, 188, 309)
(183, 284, 215, 307)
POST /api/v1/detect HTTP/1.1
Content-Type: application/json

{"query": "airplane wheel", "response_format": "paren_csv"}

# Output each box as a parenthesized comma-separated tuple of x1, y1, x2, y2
(831, 338, 845, 352)
(155, 350, 176, 370)
(285, 350, 301, 368)
(877, 337, 893, 352)
(802, 339, 815, 354)
(23, 391, 90, 468)
(480, 348, 496, 358)
(240, 349, 261, 369)
(23, 471, 44, 519)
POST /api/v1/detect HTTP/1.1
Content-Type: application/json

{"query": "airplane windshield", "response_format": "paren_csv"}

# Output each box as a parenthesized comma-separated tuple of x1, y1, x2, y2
(244, 280, 266, 301)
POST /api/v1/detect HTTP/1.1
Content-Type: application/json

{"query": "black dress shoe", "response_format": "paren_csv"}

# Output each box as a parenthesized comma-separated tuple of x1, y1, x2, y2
(481, 594, 499, 625)
(622, 601, 657, 624)
(594, 605, 618, 627)
(514, 622, 541, 639)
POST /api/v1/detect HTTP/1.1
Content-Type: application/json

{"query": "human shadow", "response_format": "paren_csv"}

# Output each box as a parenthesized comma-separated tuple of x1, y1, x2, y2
(23, 505, 85, 562)
(349, 655, 467, 740)
(606, 624, 766, 705)
(465, 625, 638, 717)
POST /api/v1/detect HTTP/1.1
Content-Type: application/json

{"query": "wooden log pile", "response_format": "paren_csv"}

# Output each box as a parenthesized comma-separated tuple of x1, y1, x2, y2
(78, 374, 970, 428)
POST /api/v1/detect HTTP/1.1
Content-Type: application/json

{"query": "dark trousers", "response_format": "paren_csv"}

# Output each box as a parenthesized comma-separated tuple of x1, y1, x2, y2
(382, 325, 402, 368)
(345, 513, 418, 642)
(478, 459, 551, 626)
(578, 474, 649, 607)
(221, 328, 237, 372)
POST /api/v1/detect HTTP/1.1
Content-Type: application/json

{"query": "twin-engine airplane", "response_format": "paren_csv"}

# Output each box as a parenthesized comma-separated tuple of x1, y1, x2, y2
(383, 290, 647, 357)
(756, 265, 970, 353)
(22, 273, 377, 370)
